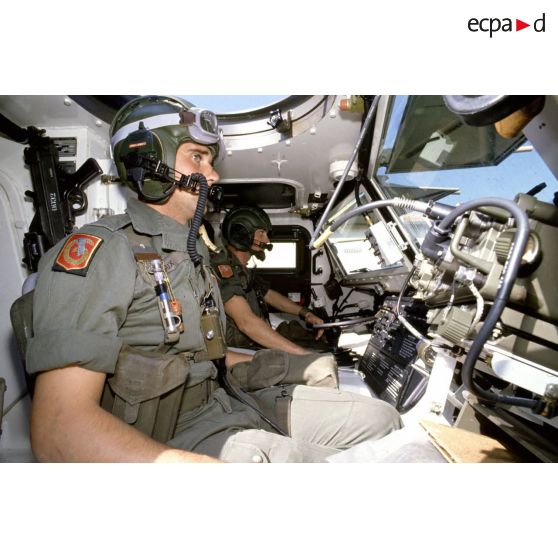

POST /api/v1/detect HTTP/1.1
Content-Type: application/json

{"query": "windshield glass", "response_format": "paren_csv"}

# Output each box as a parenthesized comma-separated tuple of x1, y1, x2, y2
(373, 95, 558, 245)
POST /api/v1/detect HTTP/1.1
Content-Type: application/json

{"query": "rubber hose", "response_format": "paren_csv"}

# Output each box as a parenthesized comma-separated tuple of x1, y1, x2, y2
(439, 198, 539, 410)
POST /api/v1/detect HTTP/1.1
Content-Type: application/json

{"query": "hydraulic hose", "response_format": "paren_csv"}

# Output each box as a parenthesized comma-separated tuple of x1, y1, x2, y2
(309, 96, 380, 248)
(186, 173, 208, 267)
(435, 198, 540, 411)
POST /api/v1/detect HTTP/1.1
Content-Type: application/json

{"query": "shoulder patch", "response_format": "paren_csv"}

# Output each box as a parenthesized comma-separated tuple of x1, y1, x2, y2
(52, 233, 104, 276)
(217, 264, 234, 279)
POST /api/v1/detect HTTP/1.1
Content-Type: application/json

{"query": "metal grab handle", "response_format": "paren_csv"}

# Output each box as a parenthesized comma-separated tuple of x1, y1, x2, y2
(312, 249, 323, 275)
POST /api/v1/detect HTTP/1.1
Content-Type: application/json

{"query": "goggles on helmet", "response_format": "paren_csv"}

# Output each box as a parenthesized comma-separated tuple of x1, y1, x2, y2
(111, 106, 223, 152)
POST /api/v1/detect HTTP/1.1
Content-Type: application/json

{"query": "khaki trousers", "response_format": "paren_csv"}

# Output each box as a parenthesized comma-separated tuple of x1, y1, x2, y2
(168, 386, 402, 463)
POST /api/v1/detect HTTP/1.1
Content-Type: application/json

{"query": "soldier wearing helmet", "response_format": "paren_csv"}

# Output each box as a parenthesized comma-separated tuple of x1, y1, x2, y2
(27, 95, 401, 463)
(212, 206, 328, 354)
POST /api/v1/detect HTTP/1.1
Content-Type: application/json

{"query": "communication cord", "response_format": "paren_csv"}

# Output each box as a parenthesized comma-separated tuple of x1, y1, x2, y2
(309, 96, 380, 248)
(186, 173, 208, 266)
(311, 197, 450, 249)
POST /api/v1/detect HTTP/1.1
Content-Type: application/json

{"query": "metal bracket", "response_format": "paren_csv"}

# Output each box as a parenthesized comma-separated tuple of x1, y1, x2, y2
(387, 221, 409, 251)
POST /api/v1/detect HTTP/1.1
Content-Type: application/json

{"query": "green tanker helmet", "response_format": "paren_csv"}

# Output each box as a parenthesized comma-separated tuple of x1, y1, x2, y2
(222, 206, 273, 252)
(110, 95, 224, 201)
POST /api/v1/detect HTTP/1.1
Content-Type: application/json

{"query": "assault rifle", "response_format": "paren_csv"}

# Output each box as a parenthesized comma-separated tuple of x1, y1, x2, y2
(0, 113, 102, 271)
(23, 128, 102, 271)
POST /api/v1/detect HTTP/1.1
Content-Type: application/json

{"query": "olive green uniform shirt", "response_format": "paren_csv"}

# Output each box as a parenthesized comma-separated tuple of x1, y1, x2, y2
(210, 246, 270, 348)
(27, 197, 224, 383)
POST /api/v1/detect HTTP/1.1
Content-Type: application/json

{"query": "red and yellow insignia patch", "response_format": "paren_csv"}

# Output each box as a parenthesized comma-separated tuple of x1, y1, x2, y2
(52, 233, 103, 276)
(217, 264, 234, 279)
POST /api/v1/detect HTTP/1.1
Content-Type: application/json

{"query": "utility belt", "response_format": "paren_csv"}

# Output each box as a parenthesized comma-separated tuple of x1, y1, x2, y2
(179, 376, 219, 414)
(101, 344, 217, 443)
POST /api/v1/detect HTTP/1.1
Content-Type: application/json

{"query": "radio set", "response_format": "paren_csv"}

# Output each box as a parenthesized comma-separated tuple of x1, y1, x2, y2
(358, 296, 428, 412)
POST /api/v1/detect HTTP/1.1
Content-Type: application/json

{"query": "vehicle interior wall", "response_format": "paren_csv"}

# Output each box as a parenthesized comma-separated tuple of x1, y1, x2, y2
(0, 135, 33, 455)
(0, 97, 128, 459)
